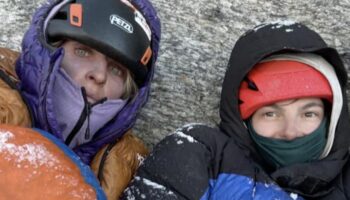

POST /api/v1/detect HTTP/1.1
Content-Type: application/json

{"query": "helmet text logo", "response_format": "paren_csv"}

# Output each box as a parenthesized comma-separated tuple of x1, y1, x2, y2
(110, 14, 133, 33)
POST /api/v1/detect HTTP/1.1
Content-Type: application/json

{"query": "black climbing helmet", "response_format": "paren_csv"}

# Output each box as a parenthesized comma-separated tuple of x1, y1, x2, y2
(45, 0, 153, 86)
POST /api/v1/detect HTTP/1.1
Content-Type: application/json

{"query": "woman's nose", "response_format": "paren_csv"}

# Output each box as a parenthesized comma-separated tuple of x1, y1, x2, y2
(86, 57, 108, 84)
(281, 120, 301, 140)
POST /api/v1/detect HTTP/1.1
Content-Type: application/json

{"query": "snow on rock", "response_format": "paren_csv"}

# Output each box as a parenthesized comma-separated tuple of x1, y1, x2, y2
(0, 130, 58, 168)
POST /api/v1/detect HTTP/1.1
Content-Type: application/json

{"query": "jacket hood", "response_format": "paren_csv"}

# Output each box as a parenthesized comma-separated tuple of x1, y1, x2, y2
(16, 0, 161, 164)
(219, 22, 350, 197)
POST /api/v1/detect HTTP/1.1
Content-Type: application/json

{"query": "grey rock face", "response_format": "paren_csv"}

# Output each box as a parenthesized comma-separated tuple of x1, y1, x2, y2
(1, 0, 349, 147)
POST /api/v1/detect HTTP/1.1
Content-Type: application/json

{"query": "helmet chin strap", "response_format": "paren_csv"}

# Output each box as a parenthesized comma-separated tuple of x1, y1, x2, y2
(81, 87, 107, 140)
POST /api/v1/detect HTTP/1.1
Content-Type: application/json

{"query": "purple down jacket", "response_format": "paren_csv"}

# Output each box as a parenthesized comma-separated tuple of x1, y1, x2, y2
(16, 0, 161, 164)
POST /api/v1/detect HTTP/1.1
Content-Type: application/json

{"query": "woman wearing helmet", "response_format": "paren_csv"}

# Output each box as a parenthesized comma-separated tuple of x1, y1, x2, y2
(15, 0, 160, 198)
(122, 22, 350, 200)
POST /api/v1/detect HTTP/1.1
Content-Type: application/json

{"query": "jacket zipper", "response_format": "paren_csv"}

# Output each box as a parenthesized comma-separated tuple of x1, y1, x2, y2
(65, 87, 106, 146)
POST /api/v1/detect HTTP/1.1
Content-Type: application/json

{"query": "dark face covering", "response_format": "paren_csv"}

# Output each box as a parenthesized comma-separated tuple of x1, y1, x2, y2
(247, 118, 327, 169)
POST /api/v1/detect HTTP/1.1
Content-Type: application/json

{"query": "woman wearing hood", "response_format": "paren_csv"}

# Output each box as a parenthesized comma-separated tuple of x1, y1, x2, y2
(13, 0, 161, 198)
(122, 22, 350, 199)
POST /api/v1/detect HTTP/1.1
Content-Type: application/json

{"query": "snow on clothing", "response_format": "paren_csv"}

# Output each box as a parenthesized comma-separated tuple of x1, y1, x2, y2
(0, 124, 106, 199)
(122, 23, 350, 199)
(16, 0, 161, 164)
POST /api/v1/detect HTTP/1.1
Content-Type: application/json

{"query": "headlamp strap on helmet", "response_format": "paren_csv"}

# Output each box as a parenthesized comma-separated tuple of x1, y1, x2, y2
(141, 46, 152, 66)
(70, 4, 83, 27)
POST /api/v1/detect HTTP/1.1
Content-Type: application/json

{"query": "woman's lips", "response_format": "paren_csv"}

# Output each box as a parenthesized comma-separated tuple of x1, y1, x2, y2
(87, 96, 96, 104)
(85, 92, 98, 104)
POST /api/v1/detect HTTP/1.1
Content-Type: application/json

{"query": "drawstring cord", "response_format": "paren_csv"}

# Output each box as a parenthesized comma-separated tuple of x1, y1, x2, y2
(97, 138, 120, 182)
(81, 87, 107, 140)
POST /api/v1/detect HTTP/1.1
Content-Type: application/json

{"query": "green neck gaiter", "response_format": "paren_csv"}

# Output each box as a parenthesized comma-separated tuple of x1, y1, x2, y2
(248, 118, 327, 169)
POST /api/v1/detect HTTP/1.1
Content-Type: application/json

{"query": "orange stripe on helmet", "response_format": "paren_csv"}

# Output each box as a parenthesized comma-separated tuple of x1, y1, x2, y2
(70, 4, 83, 27)
(140, 47, 152, 66)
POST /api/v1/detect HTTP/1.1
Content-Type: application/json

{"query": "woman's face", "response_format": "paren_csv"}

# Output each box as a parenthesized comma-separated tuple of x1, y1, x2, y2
(61, 40, 127, 103)
(251, 98, 325, 140)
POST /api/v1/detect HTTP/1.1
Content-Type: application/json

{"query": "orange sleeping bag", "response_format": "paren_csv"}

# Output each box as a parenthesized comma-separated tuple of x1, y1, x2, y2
(0, 124, 106, 199)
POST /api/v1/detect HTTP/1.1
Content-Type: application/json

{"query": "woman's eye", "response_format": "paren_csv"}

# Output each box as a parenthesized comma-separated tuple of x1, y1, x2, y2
(304, 112, 317, 118)
(74, 48, 90, 57)
(109, 65, 123, 76)
(264, 112, 277, 118)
